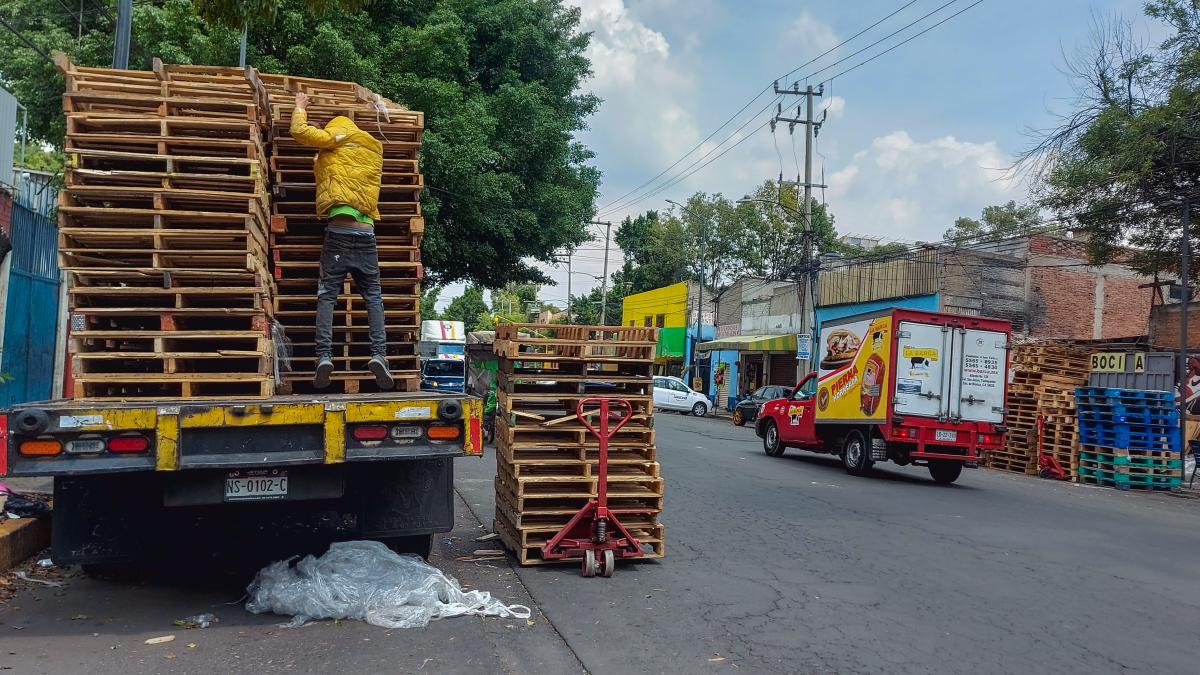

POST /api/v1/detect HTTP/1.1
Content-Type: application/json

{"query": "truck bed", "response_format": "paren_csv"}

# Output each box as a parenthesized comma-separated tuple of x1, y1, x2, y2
(13, 391, 468, 412)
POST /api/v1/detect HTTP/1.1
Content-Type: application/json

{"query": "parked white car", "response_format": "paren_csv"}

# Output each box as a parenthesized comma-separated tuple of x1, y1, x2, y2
(652, 376, 712, 416)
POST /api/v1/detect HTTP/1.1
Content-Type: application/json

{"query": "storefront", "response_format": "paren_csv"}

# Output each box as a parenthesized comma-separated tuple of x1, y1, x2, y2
(698, 334, 798, 411)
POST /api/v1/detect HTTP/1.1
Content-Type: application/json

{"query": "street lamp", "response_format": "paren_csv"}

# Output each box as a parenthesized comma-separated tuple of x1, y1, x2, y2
(667, 199, 707, 388)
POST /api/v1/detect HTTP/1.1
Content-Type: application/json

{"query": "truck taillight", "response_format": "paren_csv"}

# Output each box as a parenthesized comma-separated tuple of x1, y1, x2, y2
(19, 439, 62, 456)
(427, 425, 460, 441)
(352, 425, 389, 441)
(107, 435, 149, 453)
(977, 433, 997, 445)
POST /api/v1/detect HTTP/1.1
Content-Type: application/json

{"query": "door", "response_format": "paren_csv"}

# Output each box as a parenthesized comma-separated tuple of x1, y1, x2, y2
(948, 328, 1007, 423)
(893, 321, 950, 419)
(667, 379, 691, 409)
(1, 204, 60, 406)
(768, 353, 797, 386)
(778, 375, 818, 444)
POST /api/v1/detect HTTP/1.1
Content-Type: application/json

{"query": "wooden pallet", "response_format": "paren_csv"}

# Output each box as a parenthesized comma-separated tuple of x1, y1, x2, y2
(495, 509, 664, 566)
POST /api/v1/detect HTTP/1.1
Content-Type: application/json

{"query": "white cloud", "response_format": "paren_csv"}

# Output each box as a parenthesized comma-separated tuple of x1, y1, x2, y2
(786, 12, 840, 59)
(826, 131, 1022, 242)
(821, 95, 846, 120)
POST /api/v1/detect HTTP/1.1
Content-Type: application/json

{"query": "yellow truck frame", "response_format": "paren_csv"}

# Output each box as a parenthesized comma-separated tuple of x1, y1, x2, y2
(2, 392, 481, 569)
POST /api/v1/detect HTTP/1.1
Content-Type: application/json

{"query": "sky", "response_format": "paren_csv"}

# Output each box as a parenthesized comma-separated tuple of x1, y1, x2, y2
(438, 0, 1164, 311)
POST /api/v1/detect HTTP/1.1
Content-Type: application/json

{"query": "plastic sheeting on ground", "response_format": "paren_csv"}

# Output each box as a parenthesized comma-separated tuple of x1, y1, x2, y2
(245, 540, 531, 629)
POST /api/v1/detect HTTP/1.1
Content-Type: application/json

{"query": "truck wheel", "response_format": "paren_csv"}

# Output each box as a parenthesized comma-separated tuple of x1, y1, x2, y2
(929, 460, 963, 484)
(841, 430, 872, 476)
(380, 534, 434, 560)
(762, 420, 785, 457)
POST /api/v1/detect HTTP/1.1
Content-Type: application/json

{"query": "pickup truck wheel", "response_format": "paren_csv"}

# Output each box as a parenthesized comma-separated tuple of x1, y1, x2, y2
(762, 420, 785, 457)
(732, 408, 745, 426)
(380, 534, 434, 560)
(841, 430, 872, 476)
(929, 460, 963, 484)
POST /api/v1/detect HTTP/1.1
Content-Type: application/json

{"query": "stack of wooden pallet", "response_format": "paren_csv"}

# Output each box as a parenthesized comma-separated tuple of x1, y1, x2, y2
(989, 343, 1091, 477)
(56, 56, 275, 400)
(259, 74, 424, 393)
(492, 324, 665, 565)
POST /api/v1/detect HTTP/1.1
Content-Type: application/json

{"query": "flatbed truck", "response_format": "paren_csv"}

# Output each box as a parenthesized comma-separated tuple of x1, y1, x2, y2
(1, 391, 481, 571)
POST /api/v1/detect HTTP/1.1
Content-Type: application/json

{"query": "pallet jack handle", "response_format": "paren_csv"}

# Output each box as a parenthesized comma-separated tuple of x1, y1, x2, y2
(576, 398, 633, 508)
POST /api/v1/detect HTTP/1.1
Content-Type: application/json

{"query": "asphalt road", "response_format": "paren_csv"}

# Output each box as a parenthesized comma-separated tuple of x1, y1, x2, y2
(4, 413, 1200, 674)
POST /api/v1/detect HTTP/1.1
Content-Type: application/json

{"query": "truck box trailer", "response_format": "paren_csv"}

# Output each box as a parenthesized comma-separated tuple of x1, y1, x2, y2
(755, 308, 1011, 484)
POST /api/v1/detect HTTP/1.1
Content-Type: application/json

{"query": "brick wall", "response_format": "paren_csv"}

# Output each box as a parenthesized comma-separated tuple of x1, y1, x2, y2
(0, 189, 12, 238)
(1029, 267, 1096, 338)
(1149, 302, 1200, 349)
(1100, 275, 1153, 338)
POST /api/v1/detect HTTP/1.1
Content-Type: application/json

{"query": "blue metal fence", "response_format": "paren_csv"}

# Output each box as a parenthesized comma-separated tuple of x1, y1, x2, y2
(1, 201, 61, 405)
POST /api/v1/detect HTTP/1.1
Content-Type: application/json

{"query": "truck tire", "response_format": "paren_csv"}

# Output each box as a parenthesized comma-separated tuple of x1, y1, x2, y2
(762, 420, 785, 457)
(380, 534, 434, 560)
(929, 460, 963, 484)
(841, 430, 872, 476)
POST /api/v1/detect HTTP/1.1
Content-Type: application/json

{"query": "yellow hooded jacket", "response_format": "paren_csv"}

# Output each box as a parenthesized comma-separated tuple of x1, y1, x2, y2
(290, 108, 384, 221)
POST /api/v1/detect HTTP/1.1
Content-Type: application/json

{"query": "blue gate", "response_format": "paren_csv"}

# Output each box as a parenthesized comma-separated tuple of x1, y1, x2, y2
(1, 202, 60, 405)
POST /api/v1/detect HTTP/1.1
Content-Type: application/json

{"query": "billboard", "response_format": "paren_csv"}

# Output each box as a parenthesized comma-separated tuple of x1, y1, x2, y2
(815, 314, 893, 423)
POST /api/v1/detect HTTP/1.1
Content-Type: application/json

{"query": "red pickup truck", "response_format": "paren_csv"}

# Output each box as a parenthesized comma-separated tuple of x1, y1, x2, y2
(755, 309, 1011, 484)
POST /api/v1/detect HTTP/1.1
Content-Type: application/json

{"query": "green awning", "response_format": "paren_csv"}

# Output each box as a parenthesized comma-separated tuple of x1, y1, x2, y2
(697, 334, 797, 352)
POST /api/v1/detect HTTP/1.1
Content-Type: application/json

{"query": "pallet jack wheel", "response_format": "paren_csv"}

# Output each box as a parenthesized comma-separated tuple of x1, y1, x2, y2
(601, 550, 615, 578)
(582, 550, 598, 577)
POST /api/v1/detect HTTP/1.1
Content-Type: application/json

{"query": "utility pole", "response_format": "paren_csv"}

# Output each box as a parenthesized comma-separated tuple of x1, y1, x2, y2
(773, 81, 827, 377)
(590, 221, 613, 325)
(113, 0, 133, 69)
(239, 22, 249, 67)
(566, 251, 573, 322)
(1180, 199, 1191, 486)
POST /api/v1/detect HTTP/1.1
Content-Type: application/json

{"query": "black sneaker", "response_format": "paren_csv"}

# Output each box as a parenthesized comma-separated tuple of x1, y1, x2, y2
(368, 355, 394, 390)
(313, 356, 334, 389)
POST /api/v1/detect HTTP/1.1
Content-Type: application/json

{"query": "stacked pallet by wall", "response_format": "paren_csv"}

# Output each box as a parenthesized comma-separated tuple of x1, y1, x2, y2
(492, 324, 665, 565)
(991, 343, 1090, 477)
(259, 74, 424, 393)
(1076, 387, 1181, 491)
(56, 56, 275, 400)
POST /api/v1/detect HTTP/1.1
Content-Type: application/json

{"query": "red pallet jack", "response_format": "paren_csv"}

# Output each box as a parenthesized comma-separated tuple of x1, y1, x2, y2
(1036, 414, 1069, 480)
(541, 397, 644, 577)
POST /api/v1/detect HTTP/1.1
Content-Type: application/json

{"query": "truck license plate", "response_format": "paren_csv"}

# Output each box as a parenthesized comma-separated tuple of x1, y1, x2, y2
(935, 429, 958, 442)
(224, 471, 288, 501)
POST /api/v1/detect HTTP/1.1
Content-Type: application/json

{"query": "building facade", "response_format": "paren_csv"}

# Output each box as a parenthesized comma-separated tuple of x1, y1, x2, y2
(621, 281, 714, 383)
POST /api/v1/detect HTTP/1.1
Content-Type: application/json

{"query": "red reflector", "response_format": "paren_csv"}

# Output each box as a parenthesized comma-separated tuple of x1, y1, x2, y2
(352, 425, 389, 440)
(107, 435, 149, 453)
(427, 425, 461, 440)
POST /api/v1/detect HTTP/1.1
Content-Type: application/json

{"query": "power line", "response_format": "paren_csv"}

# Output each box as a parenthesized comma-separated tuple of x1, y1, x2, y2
(0, 14, 53, 64)
(594, 1, 922, 217)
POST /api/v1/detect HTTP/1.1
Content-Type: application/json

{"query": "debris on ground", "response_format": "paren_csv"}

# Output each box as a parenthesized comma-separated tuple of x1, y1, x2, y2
(0, 485, 50, 519)
(473, 533, 499, 543)
(144, 635, 176, 645)
(245, 540, 532, 629)
(173, 614, 217, 629)
(14, 571, 63, 588)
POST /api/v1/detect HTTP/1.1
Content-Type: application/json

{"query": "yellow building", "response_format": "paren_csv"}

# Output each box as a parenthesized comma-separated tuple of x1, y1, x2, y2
(621, 282, 713, 377)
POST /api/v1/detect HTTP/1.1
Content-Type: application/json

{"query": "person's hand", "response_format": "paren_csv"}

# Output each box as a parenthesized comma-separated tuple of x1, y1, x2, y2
(295, 92, 309, 110)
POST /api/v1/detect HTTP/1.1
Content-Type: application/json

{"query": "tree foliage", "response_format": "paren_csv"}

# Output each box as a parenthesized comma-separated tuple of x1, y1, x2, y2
(441, 284, 489, 331)
(419, 285, 442, 322)
(942, 201, 1041, 243)
(737, 180, 838, 279)
(0, 0, 599, 288)
(1025, 4, 1200, 276)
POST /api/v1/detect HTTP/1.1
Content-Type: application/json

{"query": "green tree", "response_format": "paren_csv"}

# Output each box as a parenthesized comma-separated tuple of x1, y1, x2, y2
(1024, 4, 1199, 275)
(0, 0, 599, 287)
(737, 180, 838, 279)
(942, 201, 1041, 243)
(419, 285, 443, 322)
(442, 285, 489, 331)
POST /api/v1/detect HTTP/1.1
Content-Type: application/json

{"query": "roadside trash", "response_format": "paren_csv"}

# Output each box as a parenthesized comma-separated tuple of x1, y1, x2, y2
(14, 572, 64, 588)
(0, 486, 49, 518)
(474, 533, 499, 542)
(144, 635, 176, 645)
(245, 540, 532, 629)
(174, 614, 216, 629)
(37, 559, 54, 568)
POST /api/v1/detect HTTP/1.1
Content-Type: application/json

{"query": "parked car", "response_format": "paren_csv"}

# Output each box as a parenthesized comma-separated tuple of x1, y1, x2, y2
(731, 385, 792, 426)
(652, 376, 712, 416)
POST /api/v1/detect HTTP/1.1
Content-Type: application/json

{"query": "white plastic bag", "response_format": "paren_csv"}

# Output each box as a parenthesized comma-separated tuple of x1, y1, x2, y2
(245, 540, 530, 629)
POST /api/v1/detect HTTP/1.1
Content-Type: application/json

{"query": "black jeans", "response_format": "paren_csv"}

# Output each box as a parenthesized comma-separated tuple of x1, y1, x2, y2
(316, 231, 387, 359)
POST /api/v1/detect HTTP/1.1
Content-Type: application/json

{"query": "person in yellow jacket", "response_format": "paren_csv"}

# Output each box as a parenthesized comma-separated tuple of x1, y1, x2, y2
(291, 91, 392, 389)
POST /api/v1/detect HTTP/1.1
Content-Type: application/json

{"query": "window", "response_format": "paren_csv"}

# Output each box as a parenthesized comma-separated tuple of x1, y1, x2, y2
(629, 320, 635, 326)
(653, 377, 668, 389)
(655, 314, 665, 327)
(669, 379, 690, 393)
(423, 360, 464, 377)
(792, 378, 817, 400)
(643, 316, 652, 327)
